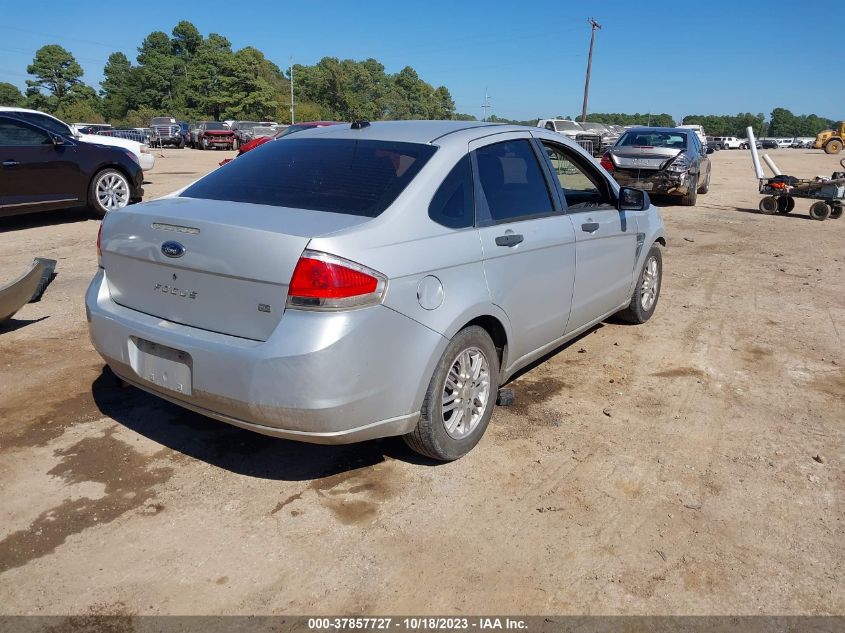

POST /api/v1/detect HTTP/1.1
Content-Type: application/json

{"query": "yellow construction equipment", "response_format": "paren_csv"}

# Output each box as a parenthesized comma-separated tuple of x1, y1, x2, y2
(814, 122, 845, 154)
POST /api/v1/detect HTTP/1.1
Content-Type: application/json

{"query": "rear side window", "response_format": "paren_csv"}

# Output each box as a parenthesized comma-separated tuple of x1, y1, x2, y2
(474, 139, 553, 224)
(182, 138, 437, 217)
(428, 155, 473, 229)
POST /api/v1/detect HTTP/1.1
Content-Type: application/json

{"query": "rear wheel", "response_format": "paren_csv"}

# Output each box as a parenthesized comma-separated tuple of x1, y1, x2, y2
(404, 326, 499, 461)
(759, 196, 779, 214)
(88, 169, 131, 217)
(697, 171, 710, 194)
(809, 201, 831, 221)
(616, 245, 662, 324)
(824, 139, 843, 154)
(777, 196, 795, 213)
(681, 176, 698, 206)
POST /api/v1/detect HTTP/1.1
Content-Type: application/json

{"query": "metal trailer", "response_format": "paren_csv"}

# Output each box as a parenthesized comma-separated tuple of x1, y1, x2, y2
(757, 159, 845, 221)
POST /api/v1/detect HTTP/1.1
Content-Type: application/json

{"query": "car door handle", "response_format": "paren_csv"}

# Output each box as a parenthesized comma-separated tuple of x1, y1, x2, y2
(495, 233, 524, 247)
(1, 160, 19, 167)
(581, 222, 600, 233)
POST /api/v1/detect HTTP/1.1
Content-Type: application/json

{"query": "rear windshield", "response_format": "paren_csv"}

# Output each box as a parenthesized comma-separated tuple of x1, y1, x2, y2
(618, 131, 688, 148)
(203, 122, 227, 130)
(181, 138, 437, 217)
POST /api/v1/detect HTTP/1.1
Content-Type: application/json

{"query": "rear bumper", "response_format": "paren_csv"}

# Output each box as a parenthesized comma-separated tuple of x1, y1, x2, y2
(613, 169, 691, 195)
(85, 270, 448, 444)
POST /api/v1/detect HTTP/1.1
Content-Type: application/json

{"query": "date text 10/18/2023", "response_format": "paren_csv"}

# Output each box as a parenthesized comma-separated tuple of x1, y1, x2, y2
(307, 618, 528, 630)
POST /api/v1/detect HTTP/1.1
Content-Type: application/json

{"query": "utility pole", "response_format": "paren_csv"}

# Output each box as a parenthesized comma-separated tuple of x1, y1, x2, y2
(289, 56, 295, 124)
(481, 87, 492, 122)
(580, 18, 601, 123)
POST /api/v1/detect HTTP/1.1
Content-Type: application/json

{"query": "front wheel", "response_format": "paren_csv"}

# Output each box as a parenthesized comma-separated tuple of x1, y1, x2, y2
(830, 203, 843, 220)
(88, 169, 131, 217)
(616, 244, 662, 324)
(824, 139, 843, 154)
(404, 326, 499, 461)
(759, 196, 779, 214)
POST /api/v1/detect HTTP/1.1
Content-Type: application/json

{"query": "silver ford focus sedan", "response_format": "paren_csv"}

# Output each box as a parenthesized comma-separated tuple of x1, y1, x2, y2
(86, 120, 666, 460)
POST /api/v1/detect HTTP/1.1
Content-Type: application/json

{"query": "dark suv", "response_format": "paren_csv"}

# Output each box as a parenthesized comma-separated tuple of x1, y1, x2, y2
(229, 121, 261, 149)
(150, 116, 185, 148)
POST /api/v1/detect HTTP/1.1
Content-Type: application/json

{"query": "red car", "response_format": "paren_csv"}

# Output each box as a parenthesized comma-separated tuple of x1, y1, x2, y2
(219, 121, 342, 165)
(196, 121, 236, 150)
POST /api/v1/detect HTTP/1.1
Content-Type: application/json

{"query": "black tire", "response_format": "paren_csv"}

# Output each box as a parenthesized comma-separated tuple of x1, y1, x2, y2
(616, 244, 662, 324)
(177, 137, 185, 149)
(759, 196, 778, 214)
(681, 176, 698, 206)
(200, 137, 208, 150)
(777, 196, 795, 213)
(87, 168, 131, 217)
(403, 326, 500, 461)
(829, 203, 843, 220)
(809, 201, 831, 221)
(697, 170, 710, 194)
(824, 139, 843, 155)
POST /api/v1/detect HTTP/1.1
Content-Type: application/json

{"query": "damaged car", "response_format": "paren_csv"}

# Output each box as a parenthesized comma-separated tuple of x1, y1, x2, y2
(600, 127, 712, 206)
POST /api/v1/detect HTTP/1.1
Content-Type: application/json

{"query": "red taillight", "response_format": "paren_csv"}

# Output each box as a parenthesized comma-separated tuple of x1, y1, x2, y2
(600, 152, 614, 171)
(287, 251, 386, 310)
(96, 223, 103, 266)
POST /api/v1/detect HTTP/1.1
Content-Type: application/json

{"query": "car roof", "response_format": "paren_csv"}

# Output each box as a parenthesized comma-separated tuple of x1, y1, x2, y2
(291, 120, 522, 145)
(625, 126, 690, 134)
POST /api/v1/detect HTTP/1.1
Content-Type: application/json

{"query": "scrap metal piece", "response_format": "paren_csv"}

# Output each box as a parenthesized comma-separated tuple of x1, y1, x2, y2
(0, 258, 57, 323)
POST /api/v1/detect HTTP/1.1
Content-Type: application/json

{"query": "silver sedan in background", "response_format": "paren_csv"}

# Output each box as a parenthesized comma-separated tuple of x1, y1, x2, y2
(87, 121, 666, 460)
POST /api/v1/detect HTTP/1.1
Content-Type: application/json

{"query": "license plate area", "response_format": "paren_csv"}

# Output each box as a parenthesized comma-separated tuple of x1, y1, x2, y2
(128, 337, 192, 395)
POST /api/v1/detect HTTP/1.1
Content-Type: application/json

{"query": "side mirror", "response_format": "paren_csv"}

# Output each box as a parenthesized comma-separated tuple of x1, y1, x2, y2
(707, 146, 715, 154)
(619, 187, 649, 211)
(49, 133, 66, 146)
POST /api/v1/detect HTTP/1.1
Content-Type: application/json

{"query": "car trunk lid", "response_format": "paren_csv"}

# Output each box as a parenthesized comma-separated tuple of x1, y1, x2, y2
(609, 146, 681, 170)
(101, 197, 370, 341)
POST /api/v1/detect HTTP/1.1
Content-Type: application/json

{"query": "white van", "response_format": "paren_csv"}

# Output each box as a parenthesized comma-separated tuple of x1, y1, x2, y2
(775, 138, 794, 149)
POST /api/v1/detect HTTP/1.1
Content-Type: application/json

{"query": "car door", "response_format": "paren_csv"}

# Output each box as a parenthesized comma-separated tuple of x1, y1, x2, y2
(470, 133, 576, 366)
(534, 136, 639, 334)
(0, 118, 81, 213)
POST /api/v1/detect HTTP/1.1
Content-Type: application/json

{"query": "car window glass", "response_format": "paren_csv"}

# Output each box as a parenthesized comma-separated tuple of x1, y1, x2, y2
(474, 139, 553, 223)
(182, 138, 436, 217)
(541, 141, 609, 211)
(429, 155, 473, 229)
(13, 112, 71, 136)
(0, 120, 51, 146)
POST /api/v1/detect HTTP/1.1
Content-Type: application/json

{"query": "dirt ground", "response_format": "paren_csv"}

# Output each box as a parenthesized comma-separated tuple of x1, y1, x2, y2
(0, 147, 842, 616)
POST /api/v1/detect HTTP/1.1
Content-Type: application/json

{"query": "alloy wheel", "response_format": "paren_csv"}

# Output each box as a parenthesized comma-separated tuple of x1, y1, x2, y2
(441, 347, 490, 440)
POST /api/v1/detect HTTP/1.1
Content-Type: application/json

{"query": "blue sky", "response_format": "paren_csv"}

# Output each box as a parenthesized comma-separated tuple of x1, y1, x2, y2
(1, 0, 841, 122)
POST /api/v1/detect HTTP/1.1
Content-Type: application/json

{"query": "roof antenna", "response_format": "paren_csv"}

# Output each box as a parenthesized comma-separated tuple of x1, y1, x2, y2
(351, 120, 370, 129)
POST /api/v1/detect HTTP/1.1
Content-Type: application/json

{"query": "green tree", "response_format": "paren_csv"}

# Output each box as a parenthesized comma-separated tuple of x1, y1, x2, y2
(136, 31, 181, 112)
(185, 33, 234, 120)
(26, 45, 84, 104)
(100, 52, 137, 121)
(222, 47, 278, 120)
(0, 82, 25, 107)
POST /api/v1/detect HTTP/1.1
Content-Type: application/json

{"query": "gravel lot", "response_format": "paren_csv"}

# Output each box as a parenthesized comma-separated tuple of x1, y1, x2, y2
(0, 147, 842, 615)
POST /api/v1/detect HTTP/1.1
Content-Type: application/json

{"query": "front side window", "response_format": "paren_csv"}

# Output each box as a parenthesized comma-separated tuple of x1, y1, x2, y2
(0, 120, 51, 146)
(182, 138, 437, 217)
(474, 139, 553, 224)
(542, 141, 611, 211)
(429, 155, 473, 229)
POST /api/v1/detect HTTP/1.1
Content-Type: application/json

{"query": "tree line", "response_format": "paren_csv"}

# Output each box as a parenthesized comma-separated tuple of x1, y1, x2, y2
(681, 109, 838, 138)
(0, 21, 456, 126)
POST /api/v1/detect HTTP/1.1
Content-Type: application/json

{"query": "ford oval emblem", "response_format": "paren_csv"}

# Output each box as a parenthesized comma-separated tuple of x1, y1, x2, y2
(161, 241, 186, 258)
